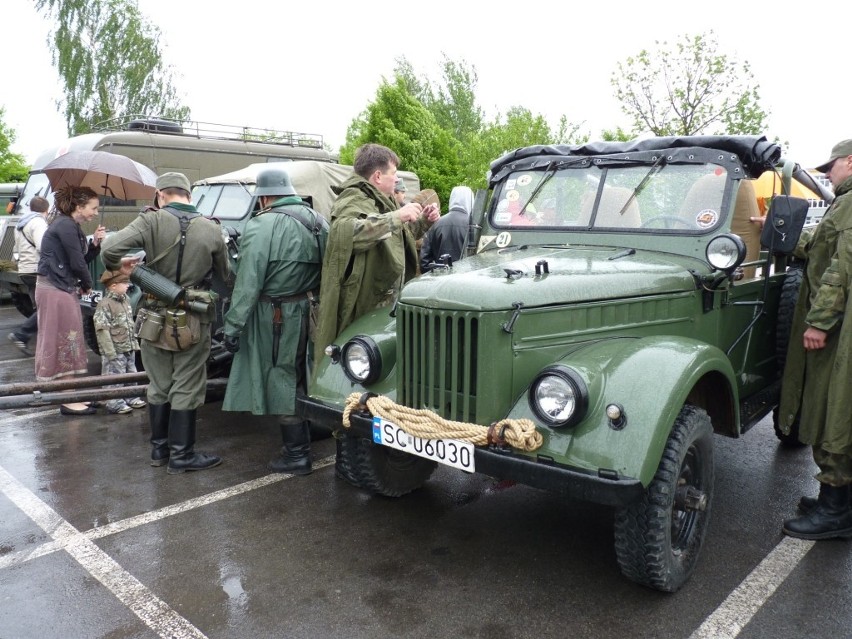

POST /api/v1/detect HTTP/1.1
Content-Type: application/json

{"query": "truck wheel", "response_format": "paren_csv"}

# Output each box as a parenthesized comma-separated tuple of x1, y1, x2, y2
(613, 404, 714, 592)
(83, 313, 101, 356)
(772, 265, 806, 447)
(776, 265, 803, 372)
(335, 430, 437, 497)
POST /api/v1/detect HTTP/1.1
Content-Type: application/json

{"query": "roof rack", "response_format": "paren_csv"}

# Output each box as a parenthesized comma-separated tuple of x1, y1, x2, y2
(92, 115, 324, 149)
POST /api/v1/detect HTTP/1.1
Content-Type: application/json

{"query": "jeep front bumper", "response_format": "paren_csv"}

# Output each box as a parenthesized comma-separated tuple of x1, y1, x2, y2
(298, 396, 645, 508)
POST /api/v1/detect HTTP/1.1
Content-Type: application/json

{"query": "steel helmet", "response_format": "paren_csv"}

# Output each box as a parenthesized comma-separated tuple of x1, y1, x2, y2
(255, 167, 297, 197)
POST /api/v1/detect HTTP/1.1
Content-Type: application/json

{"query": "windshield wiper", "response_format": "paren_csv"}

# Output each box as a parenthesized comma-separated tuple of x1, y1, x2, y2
(616, 155, 666, 217)
(516, 161, 556, 218)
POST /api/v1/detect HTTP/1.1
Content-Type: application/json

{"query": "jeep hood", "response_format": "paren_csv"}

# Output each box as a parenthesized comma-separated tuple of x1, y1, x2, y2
(401, 246, 702, 311)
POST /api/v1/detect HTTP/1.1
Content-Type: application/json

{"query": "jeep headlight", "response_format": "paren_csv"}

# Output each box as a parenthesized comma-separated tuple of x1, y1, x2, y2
(529, 365, 588, 427)
(706, 233, 746, 272)
(341, 336, 382, 385)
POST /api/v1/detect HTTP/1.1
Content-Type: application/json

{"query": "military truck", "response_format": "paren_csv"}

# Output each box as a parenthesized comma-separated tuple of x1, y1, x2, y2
(298, 135, 824, 592)
(0, 117, 336, 320)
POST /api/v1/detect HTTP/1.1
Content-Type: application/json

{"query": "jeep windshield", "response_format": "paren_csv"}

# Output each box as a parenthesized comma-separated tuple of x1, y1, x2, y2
(491, 160, 729, 233)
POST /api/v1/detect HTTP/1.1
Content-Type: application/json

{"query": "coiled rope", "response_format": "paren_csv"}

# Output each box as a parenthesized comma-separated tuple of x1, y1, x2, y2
(342, 392, 543, 452)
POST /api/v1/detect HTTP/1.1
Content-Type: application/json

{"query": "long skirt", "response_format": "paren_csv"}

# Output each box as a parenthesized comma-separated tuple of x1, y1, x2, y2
(34, 277, 88, 381)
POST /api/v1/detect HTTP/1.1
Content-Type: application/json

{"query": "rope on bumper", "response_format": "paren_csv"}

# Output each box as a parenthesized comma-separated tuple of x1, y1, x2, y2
(342, 392, 543, 452)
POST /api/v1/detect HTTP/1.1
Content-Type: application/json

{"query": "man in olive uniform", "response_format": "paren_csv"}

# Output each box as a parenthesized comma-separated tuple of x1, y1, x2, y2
(221, 168, 328, 475)
(779, 139, 852, 539)
(101, 172, 230, 474)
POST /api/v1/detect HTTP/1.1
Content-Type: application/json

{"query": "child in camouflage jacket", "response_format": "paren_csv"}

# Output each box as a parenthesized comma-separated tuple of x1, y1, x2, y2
(93, 270, 146, 415)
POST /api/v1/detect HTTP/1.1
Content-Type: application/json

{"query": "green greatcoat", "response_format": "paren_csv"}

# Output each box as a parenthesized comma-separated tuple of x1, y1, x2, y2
(222, 197, 326, 416)
(313, 173, 428, 367)
(779, 176, 852, 456)
(100, 203, 230, 409)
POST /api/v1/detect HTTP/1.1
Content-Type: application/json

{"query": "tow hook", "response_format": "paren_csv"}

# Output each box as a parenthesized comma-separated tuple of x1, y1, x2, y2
(674, 484, 707, 512)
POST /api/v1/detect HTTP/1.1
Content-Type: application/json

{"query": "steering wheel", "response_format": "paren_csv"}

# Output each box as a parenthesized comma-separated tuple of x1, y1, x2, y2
(640, 215, 695, 229)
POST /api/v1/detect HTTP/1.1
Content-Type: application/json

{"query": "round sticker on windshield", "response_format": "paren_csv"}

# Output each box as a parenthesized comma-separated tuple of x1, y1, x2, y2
(496, 231, 512, 248)
(517, 174, 533, 186)
(695, 209, 718, 228)
(506, 189, 520, 202)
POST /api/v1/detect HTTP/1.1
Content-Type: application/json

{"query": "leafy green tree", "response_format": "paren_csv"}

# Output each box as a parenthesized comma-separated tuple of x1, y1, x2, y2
(394, 54, 484, 144)
(0, 108, 30, 182)
(340, 79, 463, 207)
(612, 31, 768, 136)
(35, 0, 190, 135)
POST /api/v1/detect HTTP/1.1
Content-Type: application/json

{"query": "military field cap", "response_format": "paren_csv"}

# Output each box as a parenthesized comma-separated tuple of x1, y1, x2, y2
(394, 177, 407, 193)
(156, 172, 191, 192)
(100, 269, 130, 286)
(815, 139, 852, 173)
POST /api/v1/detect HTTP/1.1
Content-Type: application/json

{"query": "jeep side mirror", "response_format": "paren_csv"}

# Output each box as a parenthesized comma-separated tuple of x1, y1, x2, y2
(761, 195, 809, 255)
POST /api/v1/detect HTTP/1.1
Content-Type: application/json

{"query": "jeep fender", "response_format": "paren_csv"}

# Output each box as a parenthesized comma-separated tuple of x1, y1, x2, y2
(309, 307, 399, 405)
(507, 336, 737, 487)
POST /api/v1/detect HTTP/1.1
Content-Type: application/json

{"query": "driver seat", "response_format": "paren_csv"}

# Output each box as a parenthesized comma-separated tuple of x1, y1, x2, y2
(729, 179, 762, 280)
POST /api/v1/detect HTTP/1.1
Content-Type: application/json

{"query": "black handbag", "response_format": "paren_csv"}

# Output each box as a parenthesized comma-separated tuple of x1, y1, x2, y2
(760, 195, 809, 254)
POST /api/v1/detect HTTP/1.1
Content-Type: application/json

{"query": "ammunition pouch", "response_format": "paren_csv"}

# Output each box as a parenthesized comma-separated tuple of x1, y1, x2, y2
(135, 308, 164, 342)
(148, 307, 202, 352)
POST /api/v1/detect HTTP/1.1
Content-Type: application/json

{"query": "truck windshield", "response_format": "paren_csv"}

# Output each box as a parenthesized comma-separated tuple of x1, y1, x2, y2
(17, 173, 53, 215)
(194, 184, 254, 221)
(491, 162, 729, 233)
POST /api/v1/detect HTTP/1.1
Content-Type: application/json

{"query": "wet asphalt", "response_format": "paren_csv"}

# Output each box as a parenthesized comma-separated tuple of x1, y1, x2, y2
(0, 303, 851, 639)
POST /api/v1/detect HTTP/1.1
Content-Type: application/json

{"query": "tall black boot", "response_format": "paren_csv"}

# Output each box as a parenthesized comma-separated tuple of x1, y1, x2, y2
(148, 403, 171, 467)
(797, 483, 829, 515)
(166, 409, 222, 475)
(268, 420, 311, 475)
(783, 484, 852, 540)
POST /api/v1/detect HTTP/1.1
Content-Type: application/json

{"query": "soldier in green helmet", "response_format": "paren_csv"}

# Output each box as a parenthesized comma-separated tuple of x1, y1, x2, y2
(101, 172, 230, 474)
(221, 167, 328, 475)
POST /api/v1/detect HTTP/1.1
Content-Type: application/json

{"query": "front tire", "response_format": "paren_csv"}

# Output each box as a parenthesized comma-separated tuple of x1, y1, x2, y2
(613, 404, 714, 592)
(335, 429, 437, 497)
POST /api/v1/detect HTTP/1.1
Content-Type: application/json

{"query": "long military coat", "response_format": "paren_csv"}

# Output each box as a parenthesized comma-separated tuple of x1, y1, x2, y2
(222, 197, 326, 415)
(779, 176, 852, 455)
(313, 174, 427, 366)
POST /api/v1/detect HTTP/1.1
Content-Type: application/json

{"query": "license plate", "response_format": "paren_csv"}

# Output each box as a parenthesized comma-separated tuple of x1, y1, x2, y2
(80, 291, 102, 304)
(372, 417, 475, 472)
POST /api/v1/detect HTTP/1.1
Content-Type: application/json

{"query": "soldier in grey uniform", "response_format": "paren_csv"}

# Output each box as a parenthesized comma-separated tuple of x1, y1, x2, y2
(101, 172, 230, 474)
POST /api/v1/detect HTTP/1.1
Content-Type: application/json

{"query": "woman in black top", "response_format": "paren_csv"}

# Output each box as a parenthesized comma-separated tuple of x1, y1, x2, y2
(35, 186, 105, 415)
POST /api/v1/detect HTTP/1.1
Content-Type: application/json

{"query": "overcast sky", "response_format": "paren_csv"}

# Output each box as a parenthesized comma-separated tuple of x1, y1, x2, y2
(5, 0, 847, 171)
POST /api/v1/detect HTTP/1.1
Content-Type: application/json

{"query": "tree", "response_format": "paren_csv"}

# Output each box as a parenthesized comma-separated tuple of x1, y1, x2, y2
(612, 31, 768, 137)
(394, 54, 484, 145)
(0, 108, 30, 182)
(35, 0, 190, 136)
(340, 79, 463, 207)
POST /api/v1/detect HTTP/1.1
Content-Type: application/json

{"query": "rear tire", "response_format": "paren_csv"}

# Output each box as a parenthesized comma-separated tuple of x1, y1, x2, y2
(773, 265, 805, 447)
(614, 404, 714, 592)
(776, 265, 803, 373)
(83, 312, 100, 356)
(335, 429, 437, 497)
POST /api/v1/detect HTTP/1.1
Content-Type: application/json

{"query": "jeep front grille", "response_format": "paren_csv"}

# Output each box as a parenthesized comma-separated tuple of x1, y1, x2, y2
(398, 306, 480, 423)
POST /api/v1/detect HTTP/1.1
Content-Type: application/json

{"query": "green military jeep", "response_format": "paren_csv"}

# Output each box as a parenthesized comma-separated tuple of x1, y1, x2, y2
(299, 136, 822, 592)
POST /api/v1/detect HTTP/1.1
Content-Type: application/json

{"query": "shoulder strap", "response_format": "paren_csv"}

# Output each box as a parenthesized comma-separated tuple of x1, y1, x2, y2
(146, 207, 201, 282)
(266, 204, 327, 261)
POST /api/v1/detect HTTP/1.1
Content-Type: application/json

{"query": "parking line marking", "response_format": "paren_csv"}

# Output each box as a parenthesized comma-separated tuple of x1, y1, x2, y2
(0, 456, 335, 571)
(0, 464, 208, 639)
(689, 536, 814, 639)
